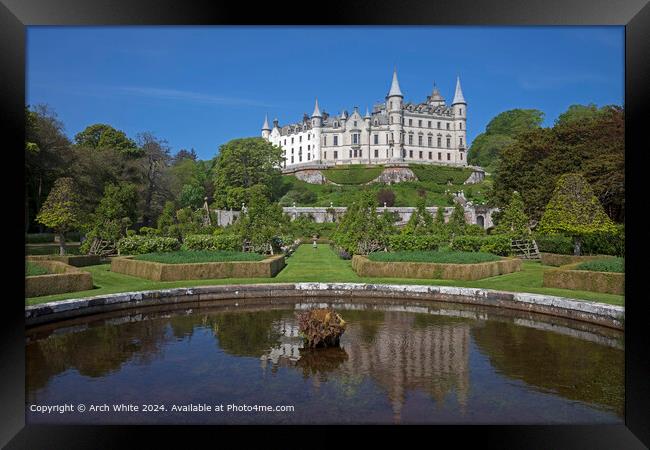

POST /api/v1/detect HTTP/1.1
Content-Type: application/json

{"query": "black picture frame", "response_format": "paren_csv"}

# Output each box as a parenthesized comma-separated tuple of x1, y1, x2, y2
(2, 1, 648, 447)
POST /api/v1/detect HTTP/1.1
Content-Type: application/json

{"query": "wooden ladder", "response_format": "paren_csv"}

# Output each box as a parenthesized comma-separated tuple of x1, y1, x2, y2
(510, 238, 541, 260)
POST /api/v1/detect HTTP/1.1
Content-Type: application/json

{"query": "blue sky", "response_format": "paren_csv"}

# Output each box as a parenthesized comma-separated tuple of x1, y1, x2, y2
(27, 26, 624, 160)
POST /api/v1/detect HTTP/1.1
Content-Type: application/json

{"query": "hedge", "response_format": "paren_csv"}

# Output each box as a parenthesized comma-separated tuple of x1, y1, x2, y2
(322, 165, 383, 185)
(543, 263, 624, 295)
(117, 235, 181, 255)
(540, 253, 615, 267)
(451, 235, 512, 256)
(386, 234, 444, 252)
(181, 234, 242, 252)
(535, 229, 624, 257)
(409, 164, 473, 184)
(25, 260, 93, 297)
(26, 233, 55, 244)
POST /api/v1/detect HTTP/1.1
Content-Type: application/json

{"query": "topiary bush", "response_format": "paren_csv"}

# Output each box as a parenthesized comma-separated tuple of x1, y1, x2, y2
(181, 234, 242, 252)
(117, 235, 180, 255)
(451, 235, 512, 256)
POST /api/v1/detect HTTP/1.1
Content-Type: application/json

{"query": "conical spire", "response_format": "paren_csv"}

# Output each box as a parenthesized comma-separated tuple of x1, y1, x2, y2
(364, 106, 371, 118)
(452, 76, 466, 104)
(387, 68, 403, 97)
(311, 98, 322, 118)
(262, 114, 270, 131)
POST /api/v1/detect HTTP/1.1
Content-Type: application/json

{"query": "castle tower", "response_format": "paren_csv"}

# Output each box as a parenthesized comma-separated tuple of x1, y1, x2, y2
(452, 76, 467, 151)
(386, 68, 404, 160)
(429, 82, 445, 107)
(261, 114, 271, 140)
(311, 98, 323, 162)
(364, 107, 372, 163)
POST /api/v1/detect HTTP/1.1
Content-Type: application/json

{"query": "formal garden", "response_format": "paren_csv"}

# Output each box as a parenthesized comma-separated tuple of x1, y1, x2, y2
(25, 105, 624, 307)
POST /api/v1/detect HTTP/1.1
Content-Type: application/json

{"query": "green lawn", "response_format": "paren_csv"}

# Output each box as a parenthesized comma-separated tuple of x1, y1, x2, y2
(134, 250, 264, 264)
(26, 244, 624, 306)
(575, 257, 624, 273)
(26, 261, 49, 277)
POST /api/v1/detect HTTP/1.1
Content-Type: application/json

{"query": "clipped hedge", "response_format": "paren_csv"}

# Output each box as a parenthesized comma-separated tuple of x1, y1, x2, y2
(543, 263, 624, 295)
(181, 234, 242, 252)
(540, 253, 616, 267)
(25, 260, 93, 298)
(111, 255, 285, 281)
(535, 229, 624, 257)
(451, 235, 512, 256)
(117, 235, 180, 255)
(386, 234, 444, 252)
(26, 254, 102, 267)
(322, 165, 383, 185)
(352, 255, 521, 280)
(409, 164, 473, 184)
(26, 233, 55, 244)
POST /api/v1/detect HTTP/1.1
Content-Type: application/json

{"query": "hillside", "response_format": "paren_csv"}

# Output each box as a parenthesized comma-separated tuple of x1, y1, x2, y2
(278, 164, 492, 207)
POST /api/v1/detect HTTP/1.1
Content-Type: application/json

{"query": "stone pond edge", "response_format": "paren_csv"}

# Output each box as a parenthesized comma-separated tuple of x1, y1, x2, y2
(25, 283, 624, 329)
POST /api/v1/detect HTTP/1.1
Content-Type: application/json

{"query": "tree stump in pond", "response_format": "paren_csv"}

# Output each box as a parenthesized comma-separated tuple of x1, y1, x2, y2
(296, 308, 346, 348)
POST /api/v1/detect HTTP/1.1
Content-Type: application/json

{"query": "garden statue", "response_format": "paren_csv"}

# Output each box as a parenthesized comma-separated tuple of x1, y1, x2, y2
(296, 308, 346, 348)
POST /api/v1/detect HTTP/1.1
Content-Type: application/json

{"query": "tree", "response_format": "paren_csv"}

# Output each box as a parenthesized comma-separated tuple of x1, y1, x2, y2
(74, 124, 140, 157)
(448, 202, 468, 237)
(81, 182, 138, 255)
(402, 197, 433, 235)
(137, 132, 173, 226)
(493, 191, 530, 237)
(555, 104, 606, 127)
(35, 178, 82, 255)
(376, 188, 396, 207)
(212, 138, 283, 208)
(468, 109, 544, 169)
(25, 105, 73, 232)
(538, 173, 617, 255)
(432, 207, 449, 237)
(490, 105, 624, 222)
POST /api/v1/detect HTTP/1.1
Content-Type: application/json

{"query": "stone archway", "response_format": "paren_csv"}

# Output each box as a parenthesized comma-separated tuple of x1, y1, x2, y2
(476, 215, 485, 229)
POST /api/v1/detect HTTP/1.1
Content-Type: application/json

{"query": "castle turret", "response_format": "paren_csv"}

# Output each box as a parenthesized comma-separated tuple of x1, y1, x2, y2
(311, 98, 323, 162)
(386, 68, 404, 160)
(261, 114, 271, 140)
(429, 82, 445, 107)
(452, 76, 467, 151)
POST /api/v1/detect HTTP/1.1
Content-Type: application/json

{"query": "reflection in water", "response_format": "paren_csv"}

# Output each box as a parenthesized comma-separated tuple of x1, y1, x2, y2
(26, 300, 624, 424)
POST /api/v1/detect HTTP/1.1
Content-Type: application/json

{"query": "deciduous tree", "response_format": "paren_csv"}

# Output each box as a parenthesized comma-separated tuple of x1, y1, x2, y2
(35, 178, 82, 255)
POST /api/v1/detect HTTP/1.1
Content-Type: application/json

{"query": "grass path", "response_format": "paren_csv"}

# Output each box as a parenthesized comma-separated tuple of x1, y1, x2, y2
(26, 245, 624, 306)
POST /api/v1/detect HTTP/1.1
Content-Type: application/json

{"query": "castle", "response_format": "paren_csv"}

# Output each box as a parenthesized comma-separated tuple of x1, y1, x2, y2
(262, 69, 468, 168)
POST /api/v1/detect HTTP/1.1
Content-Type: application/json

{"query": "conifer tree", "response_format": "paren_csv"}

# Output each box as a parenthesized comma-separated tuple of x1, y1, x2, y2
(494, 191, 530, 237)
(35, 177, 82, 255)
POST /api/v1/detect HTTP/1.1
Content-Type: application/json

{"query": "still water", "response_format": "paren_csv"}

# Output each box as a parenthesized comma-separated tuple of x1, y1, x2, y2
(26, 299, 624, 424)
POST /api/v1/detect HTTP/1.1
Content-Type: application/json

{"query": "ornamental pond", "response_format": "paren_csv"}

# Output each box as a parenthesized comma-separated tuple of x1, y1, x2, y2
(26, 298, 623, 424)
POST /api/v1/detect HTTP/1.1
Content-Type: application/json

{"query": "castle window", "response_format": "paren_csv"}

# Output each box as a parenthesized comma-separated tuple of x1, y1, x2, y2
(324, 151, 327, 159)
(334, 136, 338, 146)
(460, 108, 463, 115)
(447, 138, 451, 147)
(299, 136, 302, 142)
(437, 121, 441, 129)
(409, 150, 413, 158)
(418, 135, 423, 146)
(447, 153, 451, 161)
(428, 152, 432, 160)
(324, 136, 327, 146)
(428, 136, 432, 147)
(418, 119, 422, 127)
(391, 117, 394, 124)
(459, 137, 463, 147)
(359, 150, 363, 158)
(390, 101, 393, 109)
(334, 151, 338, 159)
(386, 133, 389, 144)
(437, 137, 442, 147)
(299, 155, 302, 162)
(428, 121, 432, 128)
(291, 156, 294, 163)
(460, 153, 463, 160)
(374, 149, 379, 158)
(353, 149, 357, 157)
(419, 151, 423, 159)
(354, 121, 357, 127)
(459, 123, 462, 130)
(307, 153, 311, 160)
(349, 150, 352, 158)
(446, 123, 450, 130)
(409, 119, 413, 126)
(352, 133, 360, 145)
(291, 137, 294, 144)
(308, 134, 311, 140)
(374, 134, 379, 145)
(438, 152, 442, 160)
(408, 134, 413, 145)
(284, 139, 286, 145)
(374, 120, 378, 126)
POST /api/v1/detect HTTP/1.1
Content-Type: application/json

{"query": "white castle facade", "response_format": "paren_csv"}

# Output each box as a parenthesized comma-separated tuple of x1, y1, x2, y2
(262, 70, 468, 168)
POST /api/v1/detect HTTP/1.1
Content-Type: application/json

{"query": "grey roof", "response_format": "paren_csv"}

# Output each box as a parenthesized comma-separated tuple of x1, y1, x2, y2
(262, 114, 270, 130)
(453, 76, 466, 104)
(387, 69, 403, 97)
(311, 98, 322, 118)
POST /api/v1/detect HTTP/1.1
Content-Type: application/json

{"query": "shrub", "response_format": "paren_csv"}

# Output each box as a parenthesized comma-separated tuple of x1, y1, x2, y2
(410, 164, 473, 184)
(181, 234, 242, 252)
(117, 235, 180, 255)
(139, 226, 161, 236)
(536, 229, 624, 257)
(535, 234, 574, 254)
(26, 233, 55, 244)
(575, 257, 624, 273)
(451, 235, 512, 256)
(386, 234, 444, 252)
